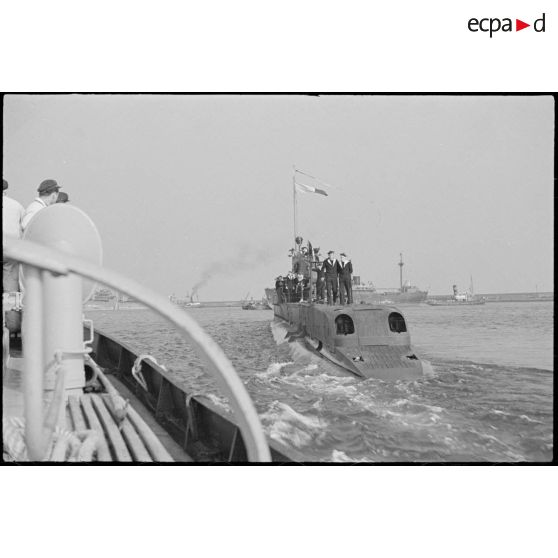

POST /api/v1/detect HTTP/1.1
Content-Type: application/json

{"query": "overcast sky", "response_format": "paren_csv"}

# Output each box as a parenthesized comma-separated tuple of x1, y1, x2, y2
(3, 94, 554, 299)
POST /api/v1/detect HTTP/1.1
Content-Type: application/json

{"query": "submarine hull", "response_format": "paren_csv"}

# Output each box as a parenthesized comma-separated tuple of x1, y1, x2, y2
(274, 302, 424, 380)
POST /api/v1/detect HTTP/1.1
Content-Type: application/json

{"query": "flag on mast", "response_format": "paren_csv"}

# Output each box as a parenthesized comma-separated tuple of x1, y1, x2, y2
(294, 182, 328, 196)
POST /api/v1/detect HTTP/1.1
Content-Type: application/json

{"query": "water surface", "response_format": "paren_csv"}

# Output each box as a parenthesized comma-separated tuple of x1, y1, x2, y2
(86, 301, 553, 462)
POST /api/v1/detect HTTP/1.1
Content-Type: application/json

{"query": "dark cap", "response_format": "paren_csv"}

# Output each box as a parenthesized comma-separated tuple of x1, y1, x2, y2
(2, 179, 7, 191)
(328, 250, 334, 255)
(38, 179, 61, 194)
(56, 192, 69, 203)
(340, 253, 347, 257)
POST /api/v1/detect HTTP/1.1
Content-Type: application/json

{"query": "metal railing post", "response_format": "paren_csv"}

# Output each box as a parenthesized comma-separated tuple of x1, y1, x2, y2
(22, 266, 46, 461)
(42, 270, 85, 394)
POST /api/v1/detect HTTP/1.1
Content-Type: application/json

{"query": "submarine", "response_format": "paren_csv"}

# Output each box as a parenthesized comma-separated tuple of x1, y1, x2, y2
(273, 298, 424, 380)
(268, 168, 425, 380)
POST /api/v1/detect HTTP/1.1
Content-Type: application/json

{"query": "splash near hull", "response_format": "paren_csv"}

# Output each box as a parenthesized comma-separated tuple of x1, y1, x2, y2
(273, 302, 424, 380)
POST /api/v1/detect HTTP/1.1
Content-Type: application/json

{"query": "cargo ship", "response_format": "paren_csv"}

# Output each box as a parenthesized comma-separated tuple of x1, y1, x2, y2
(351, 254, 428, 304)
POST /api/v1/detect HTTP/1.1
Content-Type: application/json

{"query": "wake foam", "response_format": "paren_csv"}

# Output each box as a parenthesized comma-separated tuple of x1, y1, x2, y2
(330, 450, 371, 463)
(260, 401, 328, 448)
(256, 361, 294, 378)
(202, 393, 230, 411)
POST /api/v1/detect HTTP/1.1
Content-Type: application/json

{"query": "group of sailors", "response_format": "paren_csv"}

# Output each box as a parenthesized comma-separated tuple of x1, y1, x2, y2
(3, 178, 68, 293)
(274, 272, 310, 303)
(274, 239, 353, 305)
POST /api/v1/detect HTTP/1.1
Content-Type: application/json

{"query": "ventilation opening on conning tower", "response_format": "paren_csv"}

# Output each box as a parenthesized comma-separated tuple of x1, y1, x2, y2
(335, 314, 355, 335)
(388, 312, 407, 333)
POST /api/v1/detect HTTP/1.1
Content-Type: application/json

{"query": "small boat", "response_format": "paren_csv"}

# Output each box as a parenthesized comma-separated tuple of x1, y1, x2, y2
(427, 280, 486, 306)
(426, 298, 485, 306)
(241, 293, 270, 310)
(241, 292, 256, 310)
(3, 205, 290, 462)
(169, 293, 202, 308)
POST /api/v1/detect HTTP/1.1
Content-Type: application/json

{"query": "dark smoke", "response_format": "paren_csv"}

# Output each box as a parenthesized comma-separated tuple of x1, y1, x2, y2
(190, 246, 277, 298)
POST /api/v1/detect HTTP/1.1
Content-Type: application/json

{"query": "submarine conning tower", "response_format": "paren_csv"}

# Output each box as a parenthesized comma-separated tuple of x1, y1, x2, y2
(275, 301, 424, 380)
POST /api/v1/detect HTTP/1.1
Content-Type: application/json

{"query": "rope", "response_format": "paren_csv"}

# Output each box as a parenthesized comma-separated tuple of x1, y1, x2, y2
(18, 347, 95, 460)
(131, 354, 166, 391)
(3, 417, 102, 462)
(85, 355, 129, 427)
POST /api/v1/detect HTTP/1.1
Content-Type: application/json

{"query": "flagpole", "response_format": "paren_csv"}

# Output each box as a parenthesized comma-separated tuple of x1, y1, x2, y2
(293, 165, 298, 244)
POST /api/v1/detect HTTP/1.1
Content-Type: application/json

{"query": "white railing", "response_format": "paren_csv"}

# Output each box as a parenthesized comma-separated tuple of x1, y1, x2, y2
(3, 236, 271, 462)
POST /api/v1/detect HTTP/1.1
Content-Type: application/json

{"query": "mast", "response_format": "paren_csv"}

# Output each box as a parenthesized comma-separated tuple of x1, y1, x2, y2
(293, 165, 298, 244)
(398, 252, 404, 291)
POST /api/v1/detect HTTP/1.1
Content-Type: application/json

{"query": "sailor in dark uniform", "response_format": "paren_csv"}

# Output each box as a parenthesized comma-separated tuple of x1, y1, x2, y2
(338, 253, 353, 305)
(321, 251, 340, 305)
(295, 273, 309, 301)
(316, 267, 325, 302)
(293, 246, 310, 277)
(285, 272, 296, 302)
(310, 247, 324, 302)
(275, 276, 285, 303)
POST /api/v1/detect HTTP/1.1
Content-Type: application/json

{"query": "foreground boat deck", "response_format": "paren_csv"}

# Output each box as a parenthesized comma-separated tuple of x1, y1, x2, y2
(3, 356, 190, 462)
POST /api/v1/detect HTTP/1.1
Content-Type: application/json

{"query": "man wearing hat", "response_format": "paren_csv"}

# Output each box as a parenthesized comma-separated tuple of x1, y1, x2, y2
(2, 179, 25, 292)
(285, 271, 296, 302)
(338, 253, 353, 305)
(56, 191, 69, 203)
(21, 179, 61, 231)
(321, 250, 341, 305)
(275, 275, 285, 304)
(292, 245, 311, 280)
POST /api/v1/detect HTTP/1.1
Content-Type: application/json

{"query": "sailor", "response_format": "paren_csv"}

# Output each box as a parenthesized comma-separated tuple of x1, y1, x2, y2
(310, 247, 323, 302)
(293, 274, 300, 301)
(56, 191, 70, 203)
(275, 276, 285, 304)
(293, 246, 311, 279)
(316, 267, 326, 302)
(21, 179, 62, 231)
(285, 272, 296, 302)
(295, 273, 308, 302)
(338, 253, 353, 305)
(2, 179, 25, 292)
(282, 275, 289, 301)
(321, 250, 340, 305)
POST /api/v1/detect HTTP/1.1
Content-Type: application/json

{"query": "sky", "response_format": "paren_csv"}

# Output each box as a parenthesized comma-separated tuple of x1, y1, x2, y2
(2, 94, 554, 299)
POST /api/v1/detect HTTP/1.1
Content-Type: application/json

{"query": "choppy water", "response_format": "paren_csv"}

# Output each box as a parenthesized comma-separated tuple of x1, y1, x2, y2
(85, 301, 553, 462)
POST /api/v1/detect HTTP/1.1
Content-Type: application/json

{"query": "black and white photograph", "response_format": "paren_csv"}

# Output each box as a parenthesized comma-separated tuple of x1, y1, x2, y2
(2, 94, 553, 464)
(1, 1, 556, 555)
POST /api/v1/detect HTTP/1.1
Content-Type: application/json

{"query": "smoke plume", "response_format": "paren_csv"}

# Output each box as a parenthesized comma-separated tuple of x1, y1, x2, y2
(190, 246, 277, 298)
